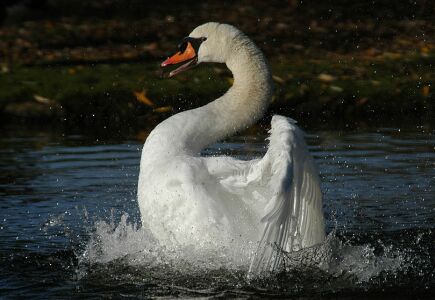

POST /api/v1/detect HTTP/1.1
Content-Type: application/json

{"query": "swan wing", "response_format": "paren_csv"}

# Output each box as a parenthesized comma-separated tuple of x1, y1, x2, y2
(206, 115, 325, 275)
(249, 115, 325, 275)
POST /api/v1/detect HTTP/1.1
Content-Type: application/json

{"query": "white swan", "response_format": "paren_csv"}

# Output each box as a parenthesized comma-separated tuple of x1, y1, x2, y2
(138, 22, 325, 274)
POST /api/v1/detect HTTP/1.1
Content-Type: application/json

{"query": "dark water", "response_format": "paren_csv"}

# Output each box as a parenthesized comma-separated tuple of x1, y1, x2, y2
(0, 124, 434, 299)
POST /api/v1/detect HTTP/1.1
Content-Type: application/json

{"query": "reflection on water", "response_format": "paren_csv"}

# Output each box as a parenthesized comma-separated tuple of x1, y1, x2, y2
(0, 124, 434, 298)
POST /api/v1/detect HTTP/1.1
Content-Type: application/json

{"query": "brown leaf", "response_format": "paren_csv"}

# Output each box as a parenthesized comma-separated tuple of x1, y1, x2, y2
(33, 94, 52, 104)
(318, 73, 335, 83)
(153, 106, 172, 113)
(134, 90, 155, 107)
(383, 52, 401, 60)
(364, 47, 382, 57)
(421, 46, 430, 54)
(272, 75, 285, 84)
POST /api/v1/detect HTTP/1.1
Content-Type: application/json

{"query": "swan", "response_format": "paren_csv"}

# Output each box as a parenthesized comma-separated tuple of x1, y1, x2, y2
(137, 22, 325, 274)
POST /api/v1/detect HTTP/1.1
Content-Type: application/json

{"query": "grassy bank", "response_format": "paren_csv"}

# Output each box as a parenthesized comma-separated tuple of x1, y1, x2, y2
(0, 51, 433, 129)
(0, 1, 434, 129)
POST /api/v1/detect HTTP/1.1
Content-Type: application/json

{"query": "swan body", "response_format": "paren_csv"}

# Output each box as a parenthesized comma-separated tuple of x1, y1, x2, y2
(138, 23, 325, 273)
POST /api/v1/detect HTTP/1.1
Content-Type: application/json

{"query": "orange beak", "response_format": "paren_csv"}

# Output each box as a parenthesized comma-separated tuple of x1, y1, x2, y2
(161, 42, 196, 67)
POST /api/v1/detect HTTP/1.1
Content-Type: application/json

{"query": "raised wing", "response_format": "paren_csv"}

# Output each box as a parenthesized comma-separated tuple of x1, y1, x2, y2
(207, 115, 325, 276)
(248, 116, 325, 275)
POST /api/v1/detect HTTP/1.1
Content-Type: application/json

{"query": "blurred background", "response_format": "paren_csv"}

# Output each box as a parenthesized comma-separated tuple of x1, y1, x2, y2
(0, 0, 433, 133)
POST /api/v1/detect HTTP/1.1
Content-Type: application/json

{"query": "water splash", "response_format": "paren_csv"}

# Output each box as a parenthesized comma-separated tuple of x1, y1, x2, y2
(322, 234, 408, 283)
(79, 213, 255, 275)
(78, 213, 415, 285)
(82, 214, 159, 265)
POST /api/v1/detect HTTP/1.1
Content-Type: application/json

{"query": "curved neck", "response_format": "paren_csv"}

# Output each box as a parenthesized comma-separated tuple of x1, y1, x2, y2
(184, 40, 273, 153)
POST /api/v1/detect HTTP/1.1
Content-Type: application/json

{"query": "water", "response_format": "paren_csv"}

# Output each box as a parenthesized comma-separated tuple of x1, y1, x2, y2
(0, 124, 434, 298)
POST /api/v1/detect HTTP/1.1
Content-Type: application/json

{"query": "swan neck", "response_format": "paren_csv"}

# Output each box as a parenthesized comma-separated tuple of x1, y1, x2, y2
(152, 36, 274, 155)
(204, 43, 273, 144)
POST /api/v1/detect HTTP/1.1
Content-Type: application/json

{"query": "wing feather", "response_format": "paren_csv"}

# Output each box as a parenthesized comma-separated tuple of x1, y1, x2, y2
(248, 115, 325, 275)
(203, 115, 325, 276)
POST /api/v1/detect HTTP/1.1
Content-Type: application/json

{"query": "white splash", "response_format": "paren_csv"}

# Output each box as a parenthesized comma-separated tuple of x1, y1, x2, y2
(80, 214, 254, 272)
(326, 239, 408, 283)
(79, 214, 409, 282)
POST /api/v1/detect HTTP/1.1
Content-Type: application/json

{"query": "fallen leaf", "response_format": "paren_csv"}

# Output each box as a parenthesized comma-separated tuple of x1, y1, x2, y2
(153, 106, 172, 113)
(34, 94, 52, 104)
(276, 23, 289, 30)
(421, 46, 430, 54)
(330, 85, 343, 92)
(318, 73, 336, 82)
(272, 75, 285, 84)
(364, 47, 381, 57)
(383, 52, 401, 60)
(134, 90, 155, 107)
(144, 42, 158, 51)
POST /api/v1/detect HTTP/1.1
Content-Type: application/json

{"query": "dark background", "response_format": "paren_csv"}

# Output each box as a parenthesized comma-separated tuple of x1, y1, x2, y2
(0, 0, 433, 131)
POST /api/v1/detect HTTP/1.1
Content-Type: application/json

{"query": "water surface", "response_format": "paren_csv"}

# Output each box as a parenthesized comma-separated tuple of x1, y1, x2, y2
(0, 124, 434, 298)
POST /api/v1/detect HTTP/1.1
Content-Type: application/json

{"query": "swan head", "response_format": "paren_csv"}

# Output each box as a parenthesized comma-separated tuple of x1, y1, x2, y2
(161, 22, 240, 77)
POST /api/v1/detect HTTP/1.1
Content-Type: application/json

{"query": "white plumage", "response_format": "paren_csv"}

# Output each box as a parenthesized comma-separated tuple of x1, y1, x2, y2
(137, 22, 325, 275)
